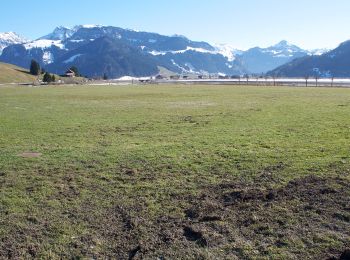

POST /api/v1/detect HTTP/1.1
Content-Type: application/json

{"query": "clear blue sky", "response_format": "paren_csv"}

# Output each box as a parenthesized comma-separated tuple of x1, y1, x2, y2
(2, 0, 350, 50)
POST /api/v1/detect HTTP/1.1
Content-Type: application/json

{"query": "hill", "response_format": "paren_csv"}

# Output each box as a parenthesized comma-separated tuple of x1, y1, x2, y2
(0, 62, 36, 83)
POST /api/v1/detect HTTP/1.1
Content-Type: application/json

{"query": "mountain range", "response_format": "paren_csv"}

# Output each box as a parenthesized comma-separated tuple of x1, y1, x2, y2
(0, 25, 334, 78)
(268, 41, 350, 78)
(0, 32, 27, 55)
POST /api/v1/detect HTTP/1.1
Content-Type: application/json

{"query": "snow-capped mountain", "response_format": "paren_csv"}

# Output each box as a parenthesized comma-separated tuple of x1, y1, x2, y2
(213, 44, 243, 62)
(235, 40, 309, 74)
(308, 48, 330, 56)
(0, 32, 28, 55)
(0, 26, 332, 77)
(268, 40, 350, 77)
(0, 25, 246, 77)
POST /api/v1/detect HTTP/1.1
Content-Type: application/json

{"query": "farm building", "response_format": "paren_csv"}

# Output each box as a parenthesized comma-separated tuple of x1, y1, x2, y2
(65, 69, 76, 77)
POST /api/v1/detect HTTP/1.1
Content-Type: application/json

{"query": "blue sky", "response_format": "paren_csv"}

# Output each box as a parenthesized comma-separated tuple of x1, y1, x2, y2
(1, 0, 350, 50)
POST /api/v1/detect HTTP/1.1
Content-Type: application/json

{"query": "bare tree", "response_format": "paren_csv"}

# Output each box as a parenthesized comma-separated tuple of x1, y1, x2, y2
(331, 76, 334, 87)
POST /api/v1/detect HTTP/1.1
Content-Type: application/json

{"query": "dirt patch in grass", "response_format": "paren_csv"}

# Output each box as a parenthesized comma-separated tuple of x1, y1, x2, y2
(1, 175, 349, 259)
(181, 175, 350, 259)
(69, 176, 350, 258)
(18, 152, 42, 158)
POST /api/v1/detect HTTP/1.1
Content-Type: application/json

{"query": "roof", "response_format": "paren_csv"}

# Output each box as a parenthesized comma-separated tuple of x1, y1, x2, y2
(65, 69, 75, 74)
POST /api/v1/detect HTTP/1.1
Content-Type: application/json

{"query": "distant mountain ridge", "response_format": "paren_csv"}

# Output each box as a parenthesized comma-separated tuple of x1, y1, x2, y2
(234, 40, 326, 74)
(0, 32, 27, 55)
(267, 40, 350, 77)
(0, 25, 248, 78)
(0, 25, 331, 78)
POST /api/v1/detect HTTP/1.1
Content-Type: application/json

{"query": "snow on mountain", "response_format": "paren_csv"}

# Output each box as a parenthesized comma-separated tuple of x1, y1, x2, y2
(262, 40, 304, 58)
(63, 54, 83, 64)
(24, 39, 65, 50)
(0, 32, 28, 54)
(149, 43, 243, 63)
(214, 44, 243, 62)
(236, 40, 309, 73)
(81, 24, 105, 29)
(42, 51, 55, 64)
(149, 46, 219, 56)
(308, 48, 329, 56)
(268, 40, 350, 77)
(38, 25, 104, 42)
(39, 26, 74, 41)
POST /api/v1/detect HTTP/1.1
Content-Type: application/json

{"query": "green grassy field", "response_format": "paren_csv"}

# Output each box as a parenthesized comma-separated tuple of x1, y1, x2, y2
(0, 84, 349, 259)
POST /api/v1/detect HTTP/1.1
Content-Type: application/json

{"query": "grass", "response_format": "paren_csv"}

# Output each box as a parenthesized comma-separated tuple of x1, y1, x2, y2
(0, 84, 349, 259)
(0, 62, 36, 84)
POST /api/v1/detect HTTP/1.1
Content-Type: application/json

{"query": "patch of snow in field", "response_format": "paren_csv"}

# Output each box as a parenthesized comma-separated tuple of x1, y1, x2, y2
(63, 54, 82, 64)
(24, 40, 65, 50)
(117, 76, 151, 81)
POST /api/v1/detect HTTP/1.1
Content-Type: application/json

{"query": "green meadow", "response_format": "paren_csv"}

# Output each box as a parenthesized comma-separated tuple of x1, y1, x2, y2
(0, 84, 349, 259)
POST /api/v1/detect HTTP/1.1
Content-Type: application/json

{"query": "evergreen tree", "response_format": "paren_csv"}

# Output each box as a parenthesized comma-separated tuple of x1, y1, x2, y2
(103, 73, 108, 80)
(30, 60, 40, 76)
(51, 74, 56, 82)
(43, 72, 52, 83)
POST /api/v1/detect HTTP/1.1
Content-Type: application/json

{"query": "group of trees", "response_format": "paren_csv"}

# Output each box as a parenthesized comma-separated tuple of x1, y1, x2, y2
(30, 60, 111, 81)
(30, 60, 56, 83)
(43, 72, 56, 83)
